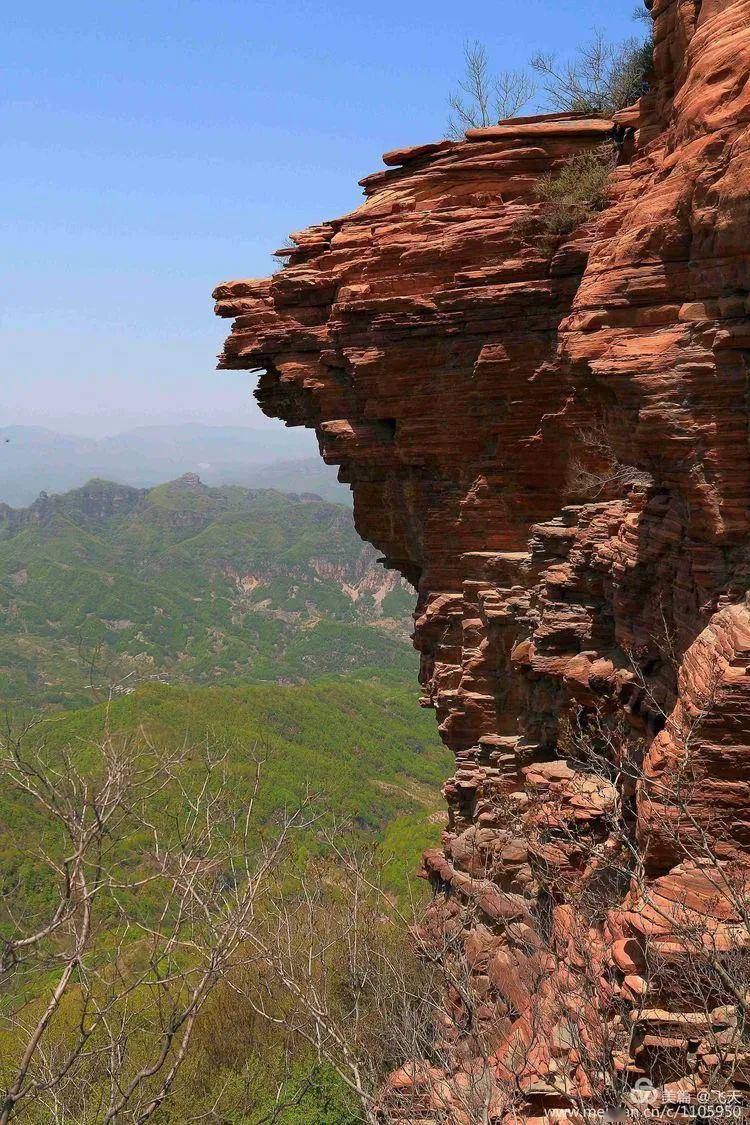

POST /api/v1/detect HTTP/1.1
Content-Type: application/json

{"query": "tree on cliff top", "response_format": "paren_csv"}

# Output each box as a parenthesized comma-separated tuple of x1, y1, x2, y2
(530, 29, 653, 118)
(446, 41, 536, 138)
(446, 15, 654, 139)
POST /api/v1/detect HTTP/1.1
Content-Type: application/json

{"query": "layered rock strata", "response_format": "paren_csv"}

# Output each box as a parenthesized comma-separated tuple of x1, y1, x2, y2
(215, 0, 750, 1116)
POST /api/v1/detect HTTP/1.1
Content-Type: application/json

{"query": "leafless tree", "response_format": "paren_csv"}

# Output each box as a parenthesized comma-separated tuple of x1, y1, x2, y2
(0, 713, 314, 1123)
(216, 827, 533, 1124)
(567, 420, 653, 500)
(231, 840, 426, 1124)
(531, 29, 652, 117)
(5, 612, 748, 1122)
(447, 41, 535, 139)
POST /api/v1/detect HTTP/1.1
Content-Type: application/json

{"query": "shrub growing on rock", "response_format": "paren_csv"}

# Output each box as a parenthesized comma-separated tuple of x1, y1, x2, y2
(533, 146, 616, 237)
(566, 421, 654, 499)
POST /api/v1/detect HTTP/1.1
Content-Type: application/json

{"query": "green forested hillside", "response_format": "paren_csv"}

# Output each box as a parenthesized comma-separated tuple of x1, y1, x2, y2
(0, 476, 415, 707)
(0, 680, 449, 1122)
(0, 678, 449, 991)
(0, 678, 449, 919)
(0, 479, 445, 1122)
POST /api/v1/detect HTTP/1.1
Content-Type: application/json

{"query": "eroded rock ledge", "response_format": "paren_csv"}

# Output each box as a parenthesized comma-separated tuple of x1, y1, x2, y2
(215, 0, 750, 1117)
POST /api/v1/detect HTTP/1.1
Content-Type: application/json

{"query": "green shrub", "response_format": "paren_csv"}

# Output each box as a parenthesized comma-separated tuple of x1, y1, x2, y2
(533, 147, 616, 237)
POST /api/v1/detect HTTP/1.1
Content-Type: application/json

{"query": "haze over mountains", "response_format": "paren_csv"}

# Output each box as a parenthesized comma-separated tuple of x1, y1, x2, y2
(0, 423, 346, 507)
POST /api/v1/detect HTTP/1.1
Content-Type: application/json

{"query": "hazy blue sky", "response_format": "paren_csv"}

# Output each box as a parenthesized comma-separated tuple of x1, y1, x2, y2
(3, 0, 640, 440)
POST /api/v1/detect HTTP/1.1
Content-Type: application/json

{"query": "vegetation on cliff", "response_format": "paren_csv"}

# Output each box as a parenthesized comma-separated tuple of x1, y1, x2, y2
(532, 145, 616, 235)
(213, 0, 750, 1111)
(446, 10, 653, 136)
(530, 27, 653, 117)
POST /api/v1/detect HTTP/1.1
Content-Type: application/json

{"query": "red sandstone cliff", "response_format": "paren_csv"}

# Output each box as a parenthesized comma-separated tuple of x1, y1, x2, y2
(215, 1, 750, 1117)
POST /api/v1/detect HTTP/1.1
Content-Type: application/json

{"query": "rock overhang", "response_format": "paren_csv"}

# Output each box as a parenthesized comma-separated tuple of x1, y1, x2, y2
(213, 6, 750, 1109)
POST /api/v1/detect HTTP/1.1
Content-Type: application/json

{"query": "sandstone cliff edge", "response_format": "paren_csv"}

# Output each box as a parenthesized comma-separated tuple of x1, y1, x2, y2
(215, 1, 750, 1116)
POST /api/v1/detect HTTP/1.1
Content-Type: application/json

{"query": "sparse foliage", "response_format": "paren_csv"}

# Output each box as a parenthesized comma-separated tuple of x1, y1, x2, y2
(633, 2, 654, 25)
(0, 715, 314, 1123)
(447, 41, 535, 139)
(244, 839, 527, 1124)
(530, 146, 617, 239)
(566, 419, 654, 498)
(531, 29, 653, 117)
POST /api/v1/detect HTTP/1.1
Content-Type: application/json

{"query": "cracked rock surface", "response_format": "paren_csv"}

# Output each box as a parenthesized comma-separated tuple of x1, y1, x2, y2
(215, 1, 750, 1115)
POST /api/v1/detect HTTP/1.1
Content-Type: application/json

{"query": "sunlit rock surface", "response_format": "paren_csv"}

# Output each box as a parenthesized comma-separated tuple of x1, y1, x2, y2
(215, 0, 750, 1114)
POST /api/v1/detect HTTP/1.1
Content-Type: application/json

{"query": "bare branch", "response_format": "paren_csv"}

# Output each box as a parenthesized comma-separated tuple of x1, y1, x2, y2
(447, 41, 535, 139)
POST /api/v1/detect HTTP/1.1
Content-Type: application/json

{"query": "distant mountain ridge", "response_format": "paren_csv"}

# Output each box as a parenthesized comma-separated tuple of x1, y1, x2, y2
(0, 474, 327, 532)
(0, 423, 346, 506)
(0, 475, 413, 707)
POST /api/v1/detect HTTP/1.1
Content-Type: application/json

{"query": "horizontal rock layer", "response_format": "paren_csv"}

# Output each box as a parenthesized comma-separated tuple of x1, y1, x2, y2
(215, 0, 750, 1116)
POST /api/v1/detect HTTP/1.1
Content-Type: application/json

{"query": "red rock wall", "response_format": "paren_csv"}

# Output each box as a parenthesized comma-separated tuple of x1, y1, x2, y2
(215, 1, 750, 1115)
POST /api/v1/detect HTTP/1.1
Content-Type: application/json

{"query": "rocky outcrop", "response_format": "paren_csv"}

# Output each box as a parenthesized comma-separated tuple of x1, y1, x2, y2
(0, 480, 147, 536)
(215, 0, 750, 1116)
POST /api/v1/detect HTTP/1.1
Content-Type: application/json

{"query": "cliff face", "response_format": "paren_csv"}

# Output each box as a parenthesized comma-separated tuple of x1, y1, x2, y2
(215, 0, 750, 1116)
